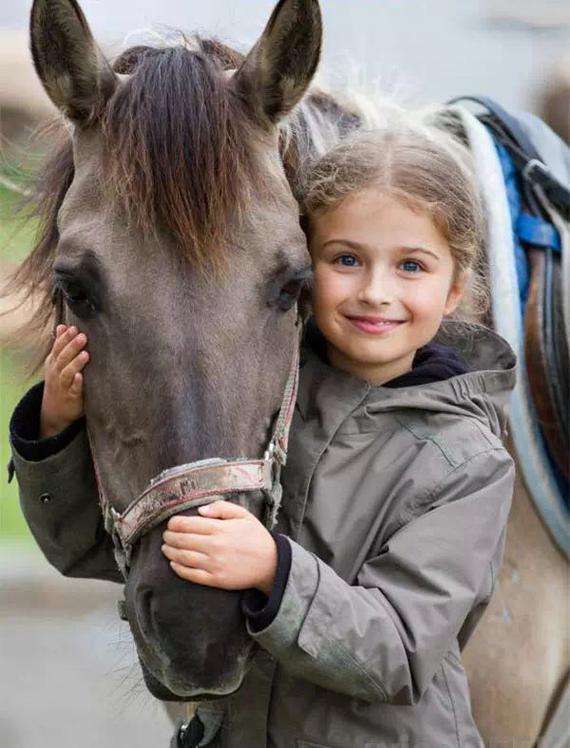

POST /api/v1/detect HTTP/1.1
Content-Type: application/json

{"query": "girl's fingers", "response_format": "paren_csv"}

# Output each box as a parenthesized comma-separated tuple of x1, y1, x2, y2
(69, 372, 83, 396)
(55, 333, 88, 373)
(169, 562, 213, 586)
(166, 515, 218, 534)
(60, 352, 89, 389)
(162, 530, 211, 552)
(161, 545, 210, 569)
(52, 326, 78, 359)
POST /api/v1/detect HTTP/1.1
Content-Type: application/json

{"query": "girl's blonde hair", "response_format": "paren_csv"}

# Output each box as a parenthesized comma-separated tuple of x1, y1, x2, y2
(301, 118, 488, 320)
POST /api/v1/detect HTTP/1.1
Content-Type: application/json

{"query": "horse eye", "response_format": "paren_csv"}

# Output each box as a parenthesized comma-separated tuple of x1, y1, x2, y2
(276, 269, 312, 312)
(277, 279, 301, 310)
(63, 280, 86, 302)
(56, 277, 96, 317)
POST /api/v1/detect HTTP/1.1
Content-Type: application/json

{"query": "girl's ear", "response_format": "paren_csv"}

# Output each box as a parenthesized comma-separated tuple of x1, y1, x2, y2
(444, 271, 469, 317)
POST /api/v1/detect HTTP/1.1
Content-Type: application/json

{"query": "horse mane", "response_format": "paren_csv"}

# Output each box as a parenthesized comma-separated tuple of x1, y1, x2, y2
(103, 40, 260, 272)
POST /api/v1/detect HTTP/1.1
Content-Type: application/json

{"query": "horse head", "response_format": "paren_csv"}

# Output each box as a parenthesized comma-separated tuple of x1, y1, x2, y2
(29, 0, 321, 700)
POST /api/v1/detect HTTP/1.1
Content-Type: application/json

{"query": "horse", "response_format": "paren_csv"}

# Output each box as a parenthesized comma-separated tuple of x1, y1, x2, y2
(12, 0, 322, 704)
(10, 0, 568, 743)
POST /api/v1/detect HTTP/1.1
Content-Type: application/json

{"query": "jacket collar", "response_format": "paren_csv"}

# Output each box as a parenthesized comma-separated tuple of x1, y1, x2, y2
(296, 319, 516, 425)
(296, 352, 370, 422)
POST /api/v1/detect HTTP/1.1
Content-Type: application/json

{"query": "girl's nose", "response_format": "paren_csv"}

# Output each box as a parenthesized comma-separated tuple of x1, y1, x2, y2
(356, 270, 396, 306)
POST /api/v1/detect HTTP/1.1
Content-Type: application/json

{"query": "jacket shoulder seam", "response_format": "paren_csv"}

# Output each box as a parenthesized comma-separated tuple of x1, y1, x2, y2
(394, 414, 498, 468)
(398, 446, 511, 524)
(423, 446, 510, 505)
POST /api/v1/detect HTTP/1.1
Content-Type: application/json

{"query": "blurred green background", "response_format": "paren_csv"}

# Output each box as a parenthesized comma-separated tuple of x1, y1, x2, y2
(0, 177, 40, 541)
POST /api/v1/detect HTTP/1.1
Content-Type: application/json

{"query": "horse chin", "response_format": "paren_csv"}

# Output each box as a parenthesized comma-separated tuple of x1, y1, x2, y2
(139, 649, 250, 702)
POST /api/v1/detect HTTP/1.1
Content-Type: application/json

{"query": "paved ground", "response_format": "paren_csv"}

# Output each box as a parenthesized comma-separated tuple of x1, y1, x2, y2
(1, 542, 178, 748)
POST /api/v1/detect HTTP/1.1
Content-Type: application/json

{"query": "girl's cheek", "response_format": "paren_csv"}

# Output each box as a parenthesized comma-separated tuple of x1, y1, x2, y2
(312, 267, 334, 299)
(313, 281, 343, 311)
(405, 283, 449, 317)
(317, 266, 355, 296)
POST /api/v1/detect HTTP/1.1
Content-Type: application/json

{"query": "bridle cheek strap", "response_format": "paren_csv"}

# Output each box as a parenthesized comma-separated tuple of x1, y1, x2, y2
(88, 316, 302, 577)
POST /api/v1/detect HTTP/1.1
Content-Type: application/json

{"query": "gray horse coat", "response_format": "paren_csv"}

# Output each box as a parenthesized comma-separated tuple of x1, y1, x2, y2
(10, 322, 516, 747)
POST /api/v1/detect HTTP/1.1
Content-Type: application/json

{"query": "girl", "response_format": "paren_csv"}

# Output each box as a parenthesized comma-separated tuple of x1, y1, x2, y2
(11, 121, 516, 747)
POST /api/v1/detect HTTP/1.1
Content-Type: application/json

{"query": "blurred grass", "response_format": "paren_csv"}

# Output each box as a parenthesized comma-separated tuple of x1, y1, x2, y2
(0, 183, 36, 262)
(1, 177, 40, 540)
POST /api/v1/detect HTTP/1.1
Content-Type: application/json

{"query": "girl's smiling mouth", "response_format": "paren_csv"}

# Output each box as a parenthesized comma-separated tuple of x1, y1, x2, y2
(345, 315, 406, 334)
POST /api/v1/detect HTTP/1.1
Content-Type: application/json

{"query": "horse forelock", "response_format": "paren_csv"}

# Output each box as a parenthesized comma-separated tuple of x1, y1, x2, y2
(102, 41, 263, 273)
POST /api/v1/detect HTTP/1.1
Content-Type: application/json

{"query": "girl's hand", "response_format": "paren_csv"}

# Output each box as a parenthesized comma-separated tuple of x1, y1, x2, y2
(162, 501, 278, 595)
(40, 324, 89, 438)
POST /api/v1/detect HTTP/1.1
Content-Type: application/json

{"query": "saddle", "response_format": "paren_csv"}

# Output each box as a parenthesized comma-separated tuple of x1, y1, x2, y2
(525, 246, 569, 479)
(449, 96, 570, 555)
(451, 96, 570, 482)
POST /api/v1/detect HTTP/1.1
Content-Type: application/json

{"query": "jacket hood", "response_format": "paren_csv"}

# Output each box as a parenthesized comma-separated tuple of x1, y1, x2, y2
(298, 319, 517, 440)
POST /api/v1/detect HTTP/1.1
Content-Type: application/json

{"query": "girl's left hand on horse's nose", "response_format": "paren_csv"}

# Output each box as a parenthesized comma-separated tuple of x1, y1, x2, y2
(162, 501, 278, 594)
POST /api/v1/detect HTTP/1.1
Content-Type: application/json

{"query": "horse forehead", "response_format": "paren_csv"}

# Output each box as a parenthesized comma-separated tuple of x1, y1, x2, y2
(245, 148, 307, 249)
(59, 124, 306, 268)
(72, 125, 107, 172)
(58, 131, 108, 225)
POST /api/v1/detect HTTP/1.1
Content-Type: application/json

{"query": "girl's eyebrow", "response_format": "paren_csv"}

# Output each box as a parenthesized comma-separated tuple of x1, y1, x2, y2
(320, 239, 441, 261)
(401, 246, 441, 262)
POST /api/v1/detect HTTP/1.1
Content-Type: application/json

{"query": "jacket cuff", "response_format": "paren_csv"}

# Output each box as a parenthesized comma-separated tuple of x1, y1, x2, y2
(245, 538, 319, 648)
(9, 381, 85, 464)
(245, 539, 388, 703)
(241, 532, 292, 632)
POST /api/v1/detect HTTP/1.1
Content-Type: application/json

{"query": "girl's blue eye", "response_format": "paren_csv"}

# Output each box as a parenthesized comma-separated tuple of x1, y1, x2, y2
(400, 260, 423, 273)
(335, 254, 358, 267)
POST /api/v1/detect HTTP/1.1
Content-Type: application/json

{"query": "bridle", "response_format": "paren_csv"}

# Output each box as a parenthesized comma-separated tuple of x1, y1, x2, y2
(87, 315, 303, 578)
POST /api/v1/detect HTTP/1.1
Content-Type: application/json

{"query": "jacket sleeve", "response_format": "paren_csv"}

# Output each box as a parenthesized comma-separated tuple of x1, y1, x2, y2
(9, 384, 122, 584)
(247, 446, 514, 705)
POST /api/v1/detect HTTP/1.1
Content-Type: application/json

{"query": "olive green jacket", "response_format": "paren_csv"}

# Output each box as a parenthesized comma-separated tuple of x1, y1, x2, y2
(10, 323, 516, 748)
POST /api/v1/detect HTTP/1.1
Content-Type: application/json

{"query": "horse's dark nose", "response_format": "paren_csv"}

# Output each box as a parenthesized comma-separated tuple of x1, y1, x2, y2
(124, 529, 253, 697)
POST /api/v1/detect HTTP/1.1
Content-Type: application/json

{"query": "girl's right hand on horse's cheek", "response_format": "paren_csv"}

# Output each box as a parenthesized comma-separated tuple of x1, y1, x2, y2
(40, 324, 90, 439)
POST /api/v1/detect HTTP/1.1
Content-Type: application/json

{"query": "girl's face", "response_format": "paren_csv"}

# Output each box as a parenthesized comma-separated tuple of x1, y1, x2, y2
(309, 188, 467, 385)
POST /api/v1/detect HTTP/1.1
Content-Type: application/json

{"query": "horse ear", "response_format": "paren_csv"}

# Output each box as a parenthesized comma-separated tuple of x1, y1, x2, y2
(30, 0, 117, 125)
(233, 0, 322, 127)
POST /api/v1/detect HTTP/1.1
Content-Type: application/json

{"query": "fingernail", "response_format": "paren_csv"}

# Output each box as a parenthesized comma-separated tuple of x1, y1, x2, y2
(198, 505, 210, 514)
